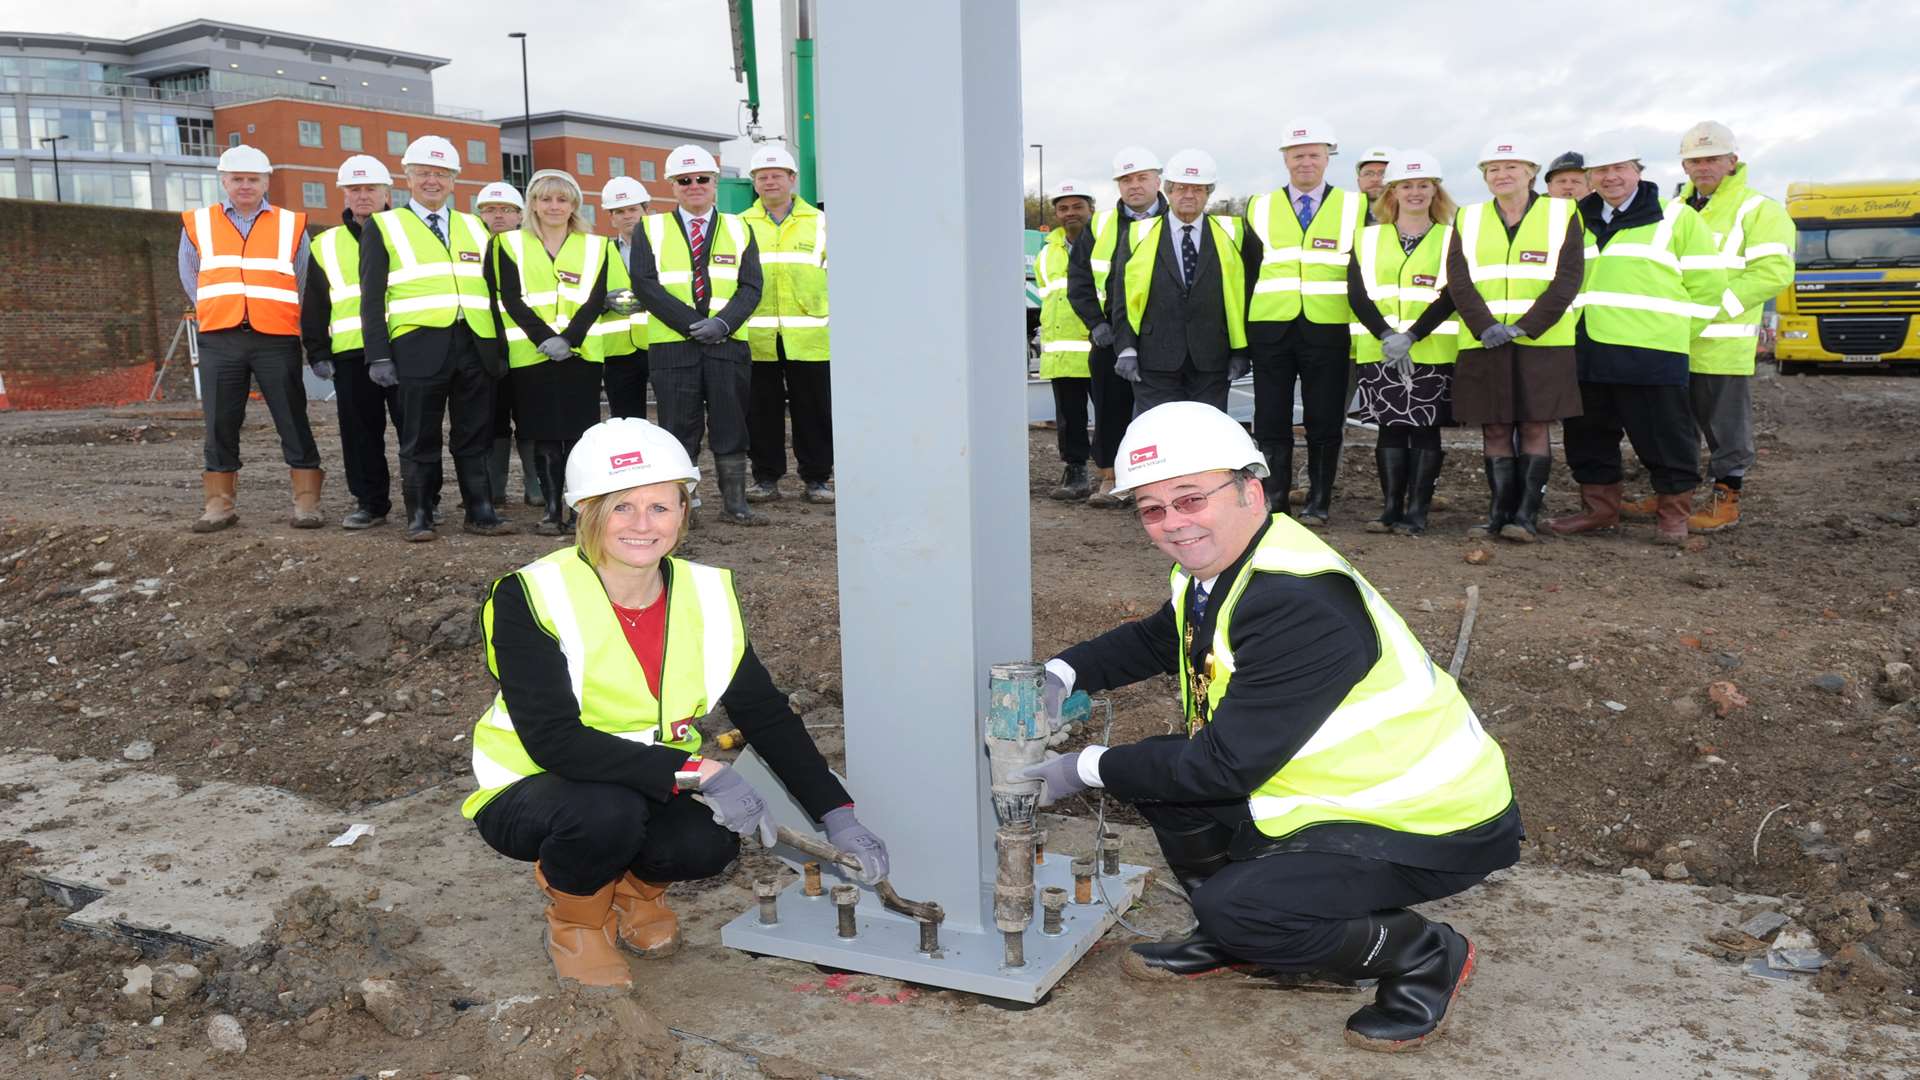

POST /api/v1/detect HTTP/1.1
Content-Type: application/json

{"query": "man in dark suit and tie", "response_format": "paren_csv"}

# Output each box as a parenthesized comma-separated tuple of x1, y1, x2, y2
(1108, 148, 1253, 415)
(629, 145, 766, 525)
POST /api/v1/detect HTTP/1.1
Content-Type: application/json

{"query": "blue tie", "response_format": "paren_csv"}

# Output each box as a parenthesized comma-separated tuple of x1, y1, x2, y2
(1180, 224, 1199, 287)
(1193, 582, 1211, 621)
(1295, 194, 1314, 227)
(426, 211, 446, 247)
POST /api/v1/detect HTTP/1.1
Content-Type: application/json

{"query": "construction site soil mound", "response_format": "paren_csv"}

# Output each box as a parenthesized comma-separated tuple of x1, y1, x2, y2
(1, 366, 1917, 1075)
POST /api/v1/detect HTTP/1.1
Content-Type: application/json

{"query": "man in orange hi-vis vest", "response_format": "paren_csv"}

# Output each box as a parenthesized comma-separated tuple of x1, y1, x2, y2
(177, 144, 323, 533)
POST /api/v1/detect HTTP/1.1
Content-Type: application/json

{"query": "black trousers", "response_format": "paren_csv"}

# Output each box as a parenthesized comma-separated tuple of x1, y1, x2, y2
(1563, 380, 1700, 494)
(1133, 363, 1229, 416)
(473, 772, 739, 896)
(1251, 331, 1349, 450)
(653, 349, 752, 461)
(1086, 345, 1133, 469)
(331, 354, 402, 516)
(197, 328, 320, 472)
(1049, 376, 1092, 464)
(748, 339, 833, 484)
(396, 327, 497, 497)
(1137, 800, 1488, 971)
(604, 350, 650, 420)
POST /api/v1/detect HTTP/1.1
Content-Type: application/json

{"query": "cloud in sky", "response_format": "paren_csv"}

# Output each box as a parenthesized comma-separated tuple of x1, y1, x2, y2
(16, 0, 1920, 204)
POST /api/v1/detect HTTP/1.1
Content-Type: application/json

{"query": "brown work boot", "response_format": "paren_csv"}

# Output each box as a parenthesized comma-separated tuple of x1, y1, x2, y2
(289, 467, 325, 529)
(609, 873, 681, 957)
(192, 471, 238, 533)
(1688, 483, 1740, 533)
(1545, 483, 1623, 536)
(1086, 467, 1121, 508)
(1653, 491, 1694, 545)
(534, 864, 632, 990)
(1619, 492, 1660, 520)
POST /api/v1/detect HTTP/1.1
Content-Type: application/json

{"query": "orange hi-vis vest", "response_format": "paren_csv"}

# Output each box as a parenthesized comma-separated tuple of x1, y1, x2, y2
(183, 204, 306, 335)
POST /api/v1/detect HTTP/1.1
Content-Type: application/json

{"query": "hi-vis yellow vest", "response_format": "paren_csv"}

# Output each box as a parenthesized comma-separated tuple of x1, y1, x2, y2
(1034, 229, 1091, 379)
(598, 242, 641, 359)
(1172, 517, 1514, 840)
(1246, 187, 1364, 324)
(1574, 198, 1728, 356)
(1454, 196, 1580, 349)
(491, 230, 616, 367)
(310, 225, 363, 353)
(643, 211, 751, 344)
(1087, 208, 1123, 306)
(1353, 223, 1460, 366)
(1122, 215, 1248, 350)
(1678, 165, 1797, 376)
(462, 548, 747, 819)
(369, 207, 496, 340)
(741, 197, 829, 361)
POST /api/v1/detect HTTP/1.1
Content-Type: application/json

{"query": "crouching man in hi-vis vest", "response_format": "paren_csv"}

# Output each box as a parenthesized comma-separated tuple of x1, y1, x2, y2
(463, 417, 890, 990)
(1016, 402, 1521, 1052)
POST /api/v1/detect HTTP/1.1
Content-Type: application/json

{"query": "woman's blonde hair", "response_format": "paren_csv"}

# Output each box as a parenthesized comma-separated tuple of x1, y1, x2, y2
(524, 172, 590, 236)
(1373, 180, 1459, 232)
(574, 482, 692, 568)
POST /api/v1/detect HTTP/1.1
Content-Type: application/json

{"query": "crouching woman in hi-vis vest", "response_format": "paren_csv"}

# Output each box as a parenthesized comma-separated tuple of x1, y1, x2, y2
(462, 417, 890, 990)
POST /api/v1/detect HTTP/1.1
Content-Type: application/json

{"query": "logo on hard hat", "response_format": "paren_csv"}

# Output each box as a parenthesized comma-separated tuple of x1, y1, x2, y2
(681, 157, 696, 165)
(1405, 163, 1422, 172)
(1129, 445, 1159, 466)
(1183, 167, 1199, 176)
(1119, 161, 1136, 171)
(352, 169, 367, 177)
(610, 451, 645, 469)
(1291, 129, 1308, 138)
(1496, 144, 1513, 153)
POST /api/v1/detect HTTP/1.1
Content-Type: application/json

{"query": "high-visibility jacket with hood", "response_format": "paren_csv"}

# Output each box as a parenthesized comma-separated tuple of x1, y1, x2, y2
(1034, 228, 1091, 378)
(1678, 164, 1796, 375)
(741, 197, 829, 361)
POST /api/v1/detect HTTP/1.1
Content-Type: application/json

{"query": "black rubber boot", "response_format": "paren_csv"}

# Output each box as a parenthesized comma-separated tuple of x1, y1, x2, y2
(717, 454, 767, 525)
(488, 437, 511, 503)
(1500, 453, 1551, 543)
(456, 456, 515, 536)
(1122, 822, 1244, 983)
(1333, 910, 1476, 1052)
(1049, 462, 1092, 500)
(1367, 447, 1409, 534)
(534, 442, 566, 536)
(402, 477, 436, 543)
(1260, 441, 1292, 516)
(1470, 456, 1518, 538)
(516, 437, 544, 506)
(1397, 449, 1445, 536)
(559, 440, 579, 535)
(1299, 442, 1339, 527)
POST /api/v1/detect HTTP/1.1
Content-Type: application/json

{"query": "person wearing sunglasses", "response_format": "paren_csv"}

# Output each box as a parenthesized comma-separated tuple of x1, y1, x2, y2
(1015, 400, 1519, 1053)
(627, 145, 766, 525)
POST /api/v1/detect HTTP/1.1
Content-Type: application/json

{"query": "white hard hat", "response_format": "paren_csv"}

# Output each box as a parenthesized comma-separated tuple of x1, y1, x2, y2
(1163, 148, 1219, 186)
(565, 418, 702, 509)
(1048, 178, 1094, 203)
(402, 135, 461, 173)
(473, 181, 524, 211)
(748, 144, 797, 173)
(217, 144, 272, 174)
(1384, 150, 1443, 185)
(1111, 145, 1162, 179)
(1112, 402, 1267, 497)
(527, 168, 583, 202)
(1357, 146, 1394, 167)
(1678, 120, 1738, 160)
(1476, 137, 1537, 168)
(1583, 142, 1642, 170)
(1279, 119, 1338, 153)
(335, 154, 392, 186)
(664, 144, 719, 178)
(601, 176, 649, 210)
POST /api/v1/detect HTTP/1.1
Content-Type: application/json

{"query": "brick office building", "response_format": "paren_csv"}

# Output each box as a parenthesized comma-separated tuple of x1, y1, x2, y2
(495, 111, 731, 232)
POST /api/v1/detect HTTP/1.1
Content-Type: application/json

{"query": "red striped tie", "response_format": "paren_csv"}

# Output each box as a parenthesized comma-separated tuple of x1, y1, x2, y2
(689, 216, 709, 305)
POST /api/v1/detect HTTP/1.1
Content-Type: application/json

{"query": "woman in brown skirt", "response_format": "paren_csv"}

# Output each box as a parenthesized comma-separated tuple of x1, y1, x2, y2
(1445, 139, 1584, 542)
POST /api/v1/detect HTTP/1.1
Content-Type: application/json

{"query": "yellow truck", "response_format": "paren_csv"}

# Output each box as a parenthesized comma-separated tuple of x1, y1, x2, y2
(1775, 181, 1920, 372)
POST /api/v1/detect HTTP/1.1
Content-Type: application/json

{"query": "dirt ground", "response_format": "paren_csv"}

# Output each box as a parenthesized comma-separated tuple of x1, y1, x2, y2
(1, 363, 1917, 1077)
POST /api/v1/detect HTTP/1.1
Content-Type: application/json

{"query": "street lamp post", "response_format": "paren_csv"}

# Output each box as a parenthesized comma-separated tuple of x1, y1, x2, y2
(1029, 142, 1043, 200)
(508, 32, 532, 186)
(40, 134, 70, 203)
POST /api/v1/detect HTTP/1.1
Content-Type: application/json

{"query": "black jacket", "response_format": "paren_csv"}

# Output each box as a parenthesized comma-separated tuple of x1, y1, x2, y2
(359, 207, 506, 379)
(1108, 214, 1253, 372)
(1065, 194, 1167, 332)
(627, 211, 764, 368)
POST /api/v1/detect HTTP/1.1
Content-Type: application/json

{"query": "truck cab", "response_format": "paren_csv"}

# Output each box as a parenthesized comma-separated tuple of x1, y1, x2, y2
(1775, 182, 1920, 373)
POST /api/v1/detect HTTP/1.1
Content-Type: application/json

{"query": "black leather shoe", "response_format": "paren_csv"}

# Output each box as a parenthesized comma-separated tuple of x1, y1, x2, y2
(341, 506, 386, 530)
(1120, 931, 1260, 983)
(1337, 910, 1476, 1052)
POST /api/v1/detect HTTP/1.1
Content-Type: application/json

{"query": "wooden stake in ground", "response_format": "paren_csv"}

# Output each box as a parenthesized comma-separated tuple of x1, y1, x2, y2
(1448, 584, 1481, 682)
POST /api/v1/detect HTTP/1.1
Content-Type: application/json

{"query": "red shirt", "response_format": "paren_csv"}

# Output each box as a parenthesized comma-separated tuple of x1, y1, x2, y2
(610, 597, 667, 696)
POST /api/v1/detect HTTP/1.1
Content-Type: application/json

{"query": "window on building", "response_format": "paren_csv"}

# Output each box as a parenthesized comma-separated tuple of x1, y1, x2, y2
(580, 204, 595, 226)
(139, 114, 215, 158)
(639, 160, 656, 182)
(391, 189, 411, 209)
(228, 132, 241, 148)
(340, 125, 362, 152)
(0, 106, 17, 150)
(0, 171, 15, 199)
(467, 139, 487, 165)
(27, 107, 123, 152)
(576, 152, 594, 176)
(502, 151, 530, 191)
(302, 182, 328, 208)
(609, 156, 627, 178)
(32, 163, 153, 208)
(298, 120, 323, 148)
(387, 129, 408, 155)
(165, 170, 223, 211)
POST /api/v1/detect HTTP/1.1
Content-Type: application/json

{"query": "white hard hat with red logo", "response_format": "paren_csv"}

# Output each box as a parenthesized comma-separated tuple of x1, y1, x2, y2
(664, 145, 720, 179)
(1678, 121, 1738, 160)
(473, 181, 524, 210)
(1112, 402, 1267, 497)
(565, 418, 702, 509)
(1476, 137, 1537, 168)
(1110, 146, 1162, 179)
(748, 144, 798, 173)
(335, 154, 393, 186)
(1279, 119, 1338, 153)
(1384, 150, 1443, 185)
(1048, 178, 1093, 203)
(402, 135, 462, 173)
(217, 144, 272, 174)
(601, 176, 649, 210)
(1163, 148, 1219, 186)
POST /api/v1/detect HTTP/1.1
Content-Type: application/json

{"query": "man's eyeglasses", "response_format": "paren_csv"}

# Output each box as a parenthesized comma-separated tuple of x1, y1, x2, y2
(674, 175, 715, 187)
(1134, 478, 1238, 525)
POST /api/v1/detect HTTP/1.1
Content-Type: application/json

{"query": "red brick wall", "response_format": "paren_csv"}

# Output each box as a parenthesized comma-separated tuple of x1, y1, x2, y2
(0, 200, 190, 408)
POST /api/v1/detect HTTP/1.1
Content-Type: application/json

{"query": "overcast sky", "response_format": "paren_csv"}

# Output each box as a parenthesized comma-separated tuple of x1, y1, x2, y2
(19, 1, 1920, 204)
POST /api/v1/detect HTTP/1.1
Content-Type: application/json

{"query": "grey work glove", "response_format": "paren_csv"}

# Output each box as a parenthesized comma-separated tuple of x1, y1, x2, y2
(1478, 322, 1521, 349)
(1228, 350, 1251, 382)
(1089, 321, 1115, 348)
(366, 359, 399, 388)
(1381, 333, 1415, 379)
(696, 764, 778, 848)
(1114, 349, 1141, 383)
(1040, 670, 1070, 733)
(537, 336, 572, 361)
(823, 806, 891, 885)
(1011, 749, 1097, 807)
(688, 317, 730, 345)
(308, 359, 335, 381)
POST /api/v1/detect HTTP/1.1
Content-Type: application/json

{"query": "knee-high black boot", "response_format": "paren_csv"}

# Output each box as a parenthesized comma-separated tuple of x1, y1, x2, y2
(535, 440, 566, 535)
(1261, 441, 1292, 516)
(1367, 447, 1409, 534)
(1398, 449, 1445, 535)
(1326, 909, 1476, 1052)
(1500, 452, 1552, 543)
(1470, 456, 1518, 538)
